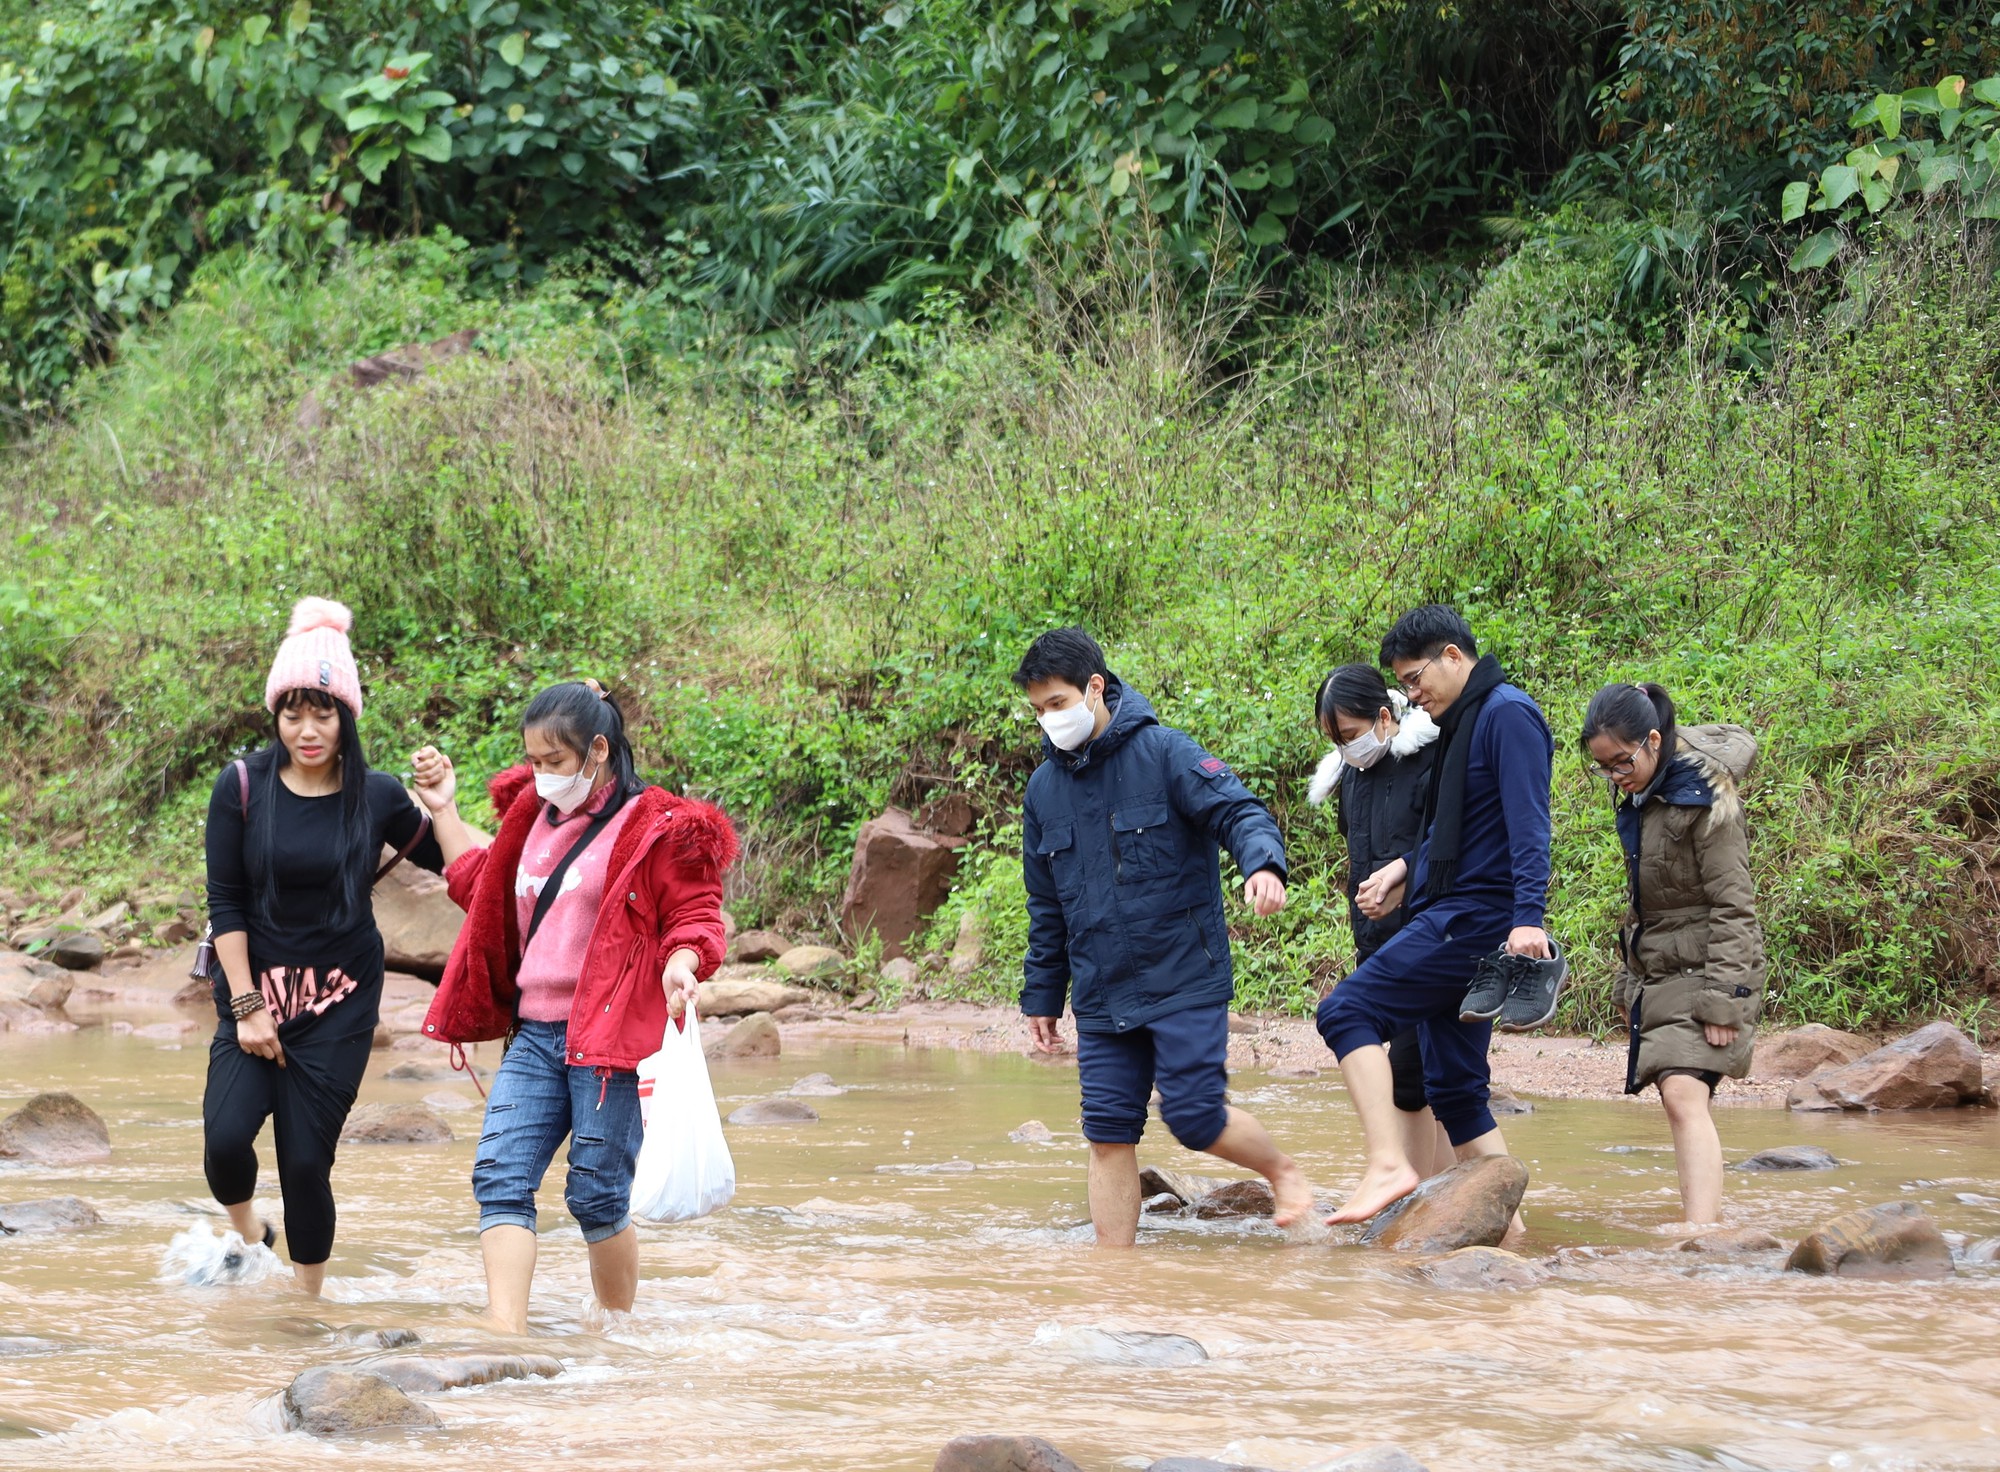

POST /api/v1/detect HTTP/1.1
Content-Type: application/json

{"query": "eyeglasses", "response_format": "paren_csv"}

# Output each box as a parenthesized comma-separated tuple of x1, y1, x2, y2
(1590, 745, 1647, 778)
(1393, 657, 1436, 695)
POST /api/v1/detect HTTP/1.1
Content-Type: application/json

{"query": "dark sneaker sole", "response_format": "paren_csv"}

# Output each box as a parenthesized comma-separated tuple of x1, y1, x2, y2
(1459, 999, 1504, 1023)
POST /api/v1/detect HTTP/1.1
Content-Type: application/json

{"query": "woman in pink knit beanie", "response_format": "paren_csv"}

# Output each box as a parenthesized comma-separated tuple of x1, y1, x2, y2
(198, 597, 444, 1293)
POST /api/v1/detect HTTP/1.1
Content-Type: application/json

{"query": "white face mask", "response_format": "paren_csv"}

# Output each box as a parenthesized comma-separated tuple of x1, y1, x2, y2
(1340, 728, 1390, 770)
(1037, 689, 1099, 752)
(535, 753, 601, 814)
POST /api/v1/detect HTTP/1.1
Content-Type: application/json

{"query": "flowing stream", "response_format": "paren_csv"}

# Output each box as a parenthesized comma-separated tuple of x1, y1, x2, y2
(1, 1029, 1997, 1472)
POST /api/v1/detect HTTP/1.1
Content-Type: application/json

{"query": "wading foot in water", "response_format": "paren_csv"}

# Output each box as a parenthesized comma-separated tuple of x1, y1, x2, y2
(1268, 1160, 1316, 1229)
(1325, 1159, 1421, 1225)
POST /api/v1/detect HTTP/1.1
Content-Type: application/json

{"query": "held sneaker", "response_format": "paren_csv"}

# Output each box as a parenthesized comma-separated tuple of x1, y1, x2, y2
(1458, 950, 1511, 1022)
(1496, 944, 1568, 1033)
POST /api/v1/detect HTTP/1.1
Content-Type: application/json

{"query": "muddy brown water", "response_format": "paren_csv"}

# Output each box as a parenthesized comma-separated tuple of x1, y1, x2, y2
(1, 1029, 1996, 1472)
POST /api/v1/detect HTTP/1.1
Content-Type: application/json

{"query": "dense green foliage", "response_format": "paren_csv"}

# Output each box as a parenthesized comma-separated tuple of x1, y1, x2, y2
(6, 1, 1994, 414)
(3, 219, 1996, 1034)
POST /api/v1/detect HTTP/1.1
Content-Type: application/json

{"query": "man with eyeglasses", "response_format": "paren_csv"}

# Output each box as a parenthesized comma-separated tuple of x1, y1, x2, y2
(1315, 604, 1556, 1225)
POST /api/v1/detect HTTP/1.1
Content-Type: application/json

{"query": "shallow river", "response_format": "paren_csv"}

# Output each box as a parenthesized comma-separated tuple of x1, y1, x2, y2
(2, 1029, 1997, 1472)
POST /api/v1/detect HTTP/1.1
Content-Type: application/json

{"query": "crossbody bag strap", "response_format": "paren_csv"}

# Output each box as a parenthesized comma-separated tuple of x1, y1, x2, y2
(523, 787, 630, 953)
(374, 808, 433, 885)
(233, 758, 249, 817)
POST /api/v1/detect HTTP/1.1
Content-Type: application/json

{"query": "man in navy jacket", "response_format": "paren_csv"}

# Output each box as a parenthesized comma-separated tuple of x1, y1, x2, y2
(1017, 628, 1313, 1245)
(1316, 605, 1555, 1224)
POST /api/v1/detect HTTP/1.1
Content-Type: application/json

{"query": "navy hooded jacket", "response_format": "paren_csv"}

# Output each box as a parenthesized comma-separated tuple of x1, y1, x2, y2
(1020, 676, 1288, 1033)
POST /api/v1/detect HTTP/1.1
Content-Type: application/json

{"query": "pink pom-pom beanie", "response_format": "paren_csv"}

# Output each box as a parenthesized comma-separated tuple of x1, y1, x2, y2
(264, 597, 364, 719)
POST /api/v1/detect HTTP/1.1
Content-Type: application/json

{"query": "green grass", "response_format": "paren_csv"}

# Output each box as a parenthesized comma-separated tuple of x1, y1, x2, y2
(2, 229, 1997, 1040)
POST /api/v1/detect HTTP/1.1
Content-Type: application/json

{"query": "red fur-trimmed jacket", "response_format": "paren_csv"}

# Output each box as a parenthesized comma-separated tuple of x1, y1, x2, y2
(422, 765, 738, 1071)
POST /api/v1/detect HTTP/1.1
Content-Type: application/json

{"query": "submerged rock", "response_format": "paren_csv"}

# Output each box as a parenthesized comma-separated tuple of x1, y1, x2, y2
(0, 1092, 110, 1164)
(362, 1351, 562, 1393)
(1302, 1448, 1430, 1472)
(790, 1072, 848, 1097)
(1730, 1145, 1839, 1172)
(708, 1012, 782, 1059)
(283, 1366, 441, 1436)
(1962, 1237, 2000, 1264)
(0, 1337, 65, 1356)
(1418, 1246, 1548, 1290)
(1009, 1120, 1054, 1143)
(1786, 1201, 1953, 1280)
(0, 1196, 102, 1233)
(1680, 1227, 1785, 1254)
(1753, 1023, 1874, 1079)
(1360, 1155, 1528, 1254)
(726, 1097, 819, 1125)
(339, 1103, 453, 1145)
(1035, 1324, 1208, 1367)
(1487, 1086, 1535, 1116)
(1787, 1022, 1983, 1112)
(1190, 1180, 1275, 1220)
(934, 1436, 1084, 1472)
(1147, 1460, 1276, 1472)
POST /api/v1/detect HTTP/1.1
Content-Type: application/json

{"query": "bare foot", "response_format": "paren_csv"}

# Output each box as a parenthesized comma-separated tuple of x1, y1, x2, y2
(468, 1309, 528, 1337)
(1325, 1160, 1420, 1225)
(1269, 1162, 1316, 1229)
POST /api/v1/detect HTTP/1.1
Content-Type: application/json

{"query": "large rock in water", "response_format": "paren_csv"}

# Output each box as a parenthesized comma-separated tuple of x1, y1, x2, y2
(1753, 1024, 1873, 1078)
(284, 1367, 440, 1435)
(934, 1436, 1085, 1472)
(1786, 1200, 1953, 1280)
(1036, 1325, 1208, 1366)
(361, 1352, 562, 1393)
(838, 808, 965, 960)
(726, 1097, 819, 1125)
(0, 1196, 103, 1233)
(1418, 1246, 1547, 1290)
(339, 1103, 453, 1145)
(1730, 1145, 1839, 1172)
(707, 1012, 781, 1058)
(1190, 1180, 1275, 1219)
(0, 952, 72, 1011)
(699, 974, 812, 1016)
(0, 1092, 110, 1164)
(1360, 1155, 1528, 1253)
(371, 863, 462, 979)
(1786, 1022, 1983, 1112)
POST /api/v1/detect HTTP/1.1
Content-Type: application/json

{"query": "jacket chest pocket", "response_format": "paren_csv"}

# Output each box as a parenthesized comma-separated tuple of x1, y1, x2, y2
(1038, 824, 1082, 901)
(1111, 802, 1176, 885)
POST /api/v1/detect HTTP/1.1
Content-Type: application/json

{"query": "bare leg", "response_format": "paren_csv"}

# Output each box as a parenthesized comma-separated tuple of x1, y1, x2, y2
(1327, 1044, 1421, 1223)
(222, 1199, 262, 1244)
(586, 1226, 639, 1315)
(292, 1261, 326, 1296)
(1660, 1075, 1724, 1224)
(1397, 1106, 1445, 1180)
(1202, 1105, 1314, 1227)
(1087, 1142, 1142, 1247)
(480, 1224, 539, 1333)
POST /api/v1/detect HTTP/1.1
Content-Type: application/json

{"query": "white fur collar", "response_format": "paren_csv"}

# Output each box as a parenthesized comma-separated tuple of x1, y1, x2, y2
(1308, 697, 1439, 805)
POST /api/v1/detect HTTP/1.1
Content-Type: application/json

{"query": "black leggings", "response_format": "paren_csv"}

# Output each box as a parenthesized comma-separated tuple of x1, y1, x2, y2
(1386, 1027, 1430, 1114)
(201, 988, 375, 1266)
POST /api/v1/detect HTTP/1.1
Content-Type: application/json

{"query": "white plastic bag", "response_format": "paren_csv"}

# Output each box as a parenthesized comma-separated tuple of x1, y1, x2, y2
(629, 1007, 736, 1223)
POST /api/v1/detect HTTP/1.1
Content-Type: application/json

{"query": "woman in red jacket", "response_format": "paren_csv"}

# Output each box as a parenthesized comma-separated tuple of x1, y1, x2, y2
(412, 681, 735, 1332)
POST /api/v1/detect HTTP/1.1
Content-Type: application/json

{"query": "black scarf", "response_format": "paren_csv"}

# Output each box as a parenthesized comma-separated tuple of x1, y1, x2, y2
(1414, 653, 1507, 906)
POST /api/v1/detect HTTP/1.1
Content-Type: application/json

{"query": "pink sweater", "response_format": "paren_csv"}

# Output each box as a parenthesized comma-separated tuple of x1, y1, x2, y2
(511, 788, 635, 1023)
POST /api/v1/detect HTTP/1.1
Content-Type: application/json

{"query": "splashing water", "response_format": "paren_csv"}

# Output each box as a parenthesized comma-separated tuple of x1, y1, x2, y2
(158, 1221, 281, 1287)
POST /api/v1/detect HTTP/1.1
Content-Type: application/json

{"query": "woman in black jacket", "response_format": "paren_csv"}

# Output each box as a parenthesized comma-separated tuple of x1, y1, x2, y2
(1310, 664, 1449, 1178)
(201, 598, 443, 1293)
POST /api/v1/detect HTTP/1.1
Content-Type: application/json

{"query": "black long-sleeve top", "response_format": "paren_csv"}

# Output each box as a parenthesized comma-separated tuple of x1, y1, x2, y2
(205, 747, 444, 972)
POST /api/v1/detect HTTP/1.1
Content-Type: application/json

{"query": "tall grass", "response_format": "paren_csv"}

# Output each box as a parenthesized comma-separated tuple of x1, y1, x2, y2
(2, 227, 1996, 1036)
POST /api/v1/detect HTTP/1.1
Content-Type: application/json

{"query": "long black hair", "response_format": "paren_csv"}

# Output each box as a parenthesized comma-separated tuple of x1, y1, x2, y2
(1314, 663, 1392, 739)
(521, 681, 641, 800)
(257, 687, 374, 926)
(1580, 681, 1678, 767)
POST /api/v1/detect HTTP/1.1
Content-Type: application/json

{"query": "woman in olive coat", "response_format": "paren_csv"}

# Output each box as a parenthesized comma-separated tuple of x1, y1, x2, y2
(1582, 682, 1765, 1225)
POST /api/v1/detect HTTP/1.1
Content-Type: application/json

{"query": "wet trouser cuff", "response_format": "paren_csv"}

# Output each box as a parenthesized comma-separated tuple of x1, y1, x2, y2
(479, 1210, 538, 1235)
(580, 1213, 632, 1245)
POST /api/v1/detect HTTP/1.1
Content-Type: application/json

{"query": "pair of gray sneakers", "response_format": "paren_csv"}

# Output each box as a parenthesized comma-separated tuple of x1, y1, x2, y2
(1460, 944, 1567, 1031)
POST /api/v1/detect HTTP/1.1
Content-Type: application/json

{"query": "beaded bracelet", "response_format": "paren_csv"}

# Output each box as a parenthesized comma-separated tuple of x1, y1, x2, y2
(229, 990, 267, 1021)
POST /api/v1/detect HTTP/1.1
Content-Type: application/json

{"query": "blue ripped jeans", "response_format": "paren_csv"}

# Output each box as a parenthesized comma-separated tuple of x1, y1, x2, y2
(472, 1019, 643, 1243)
